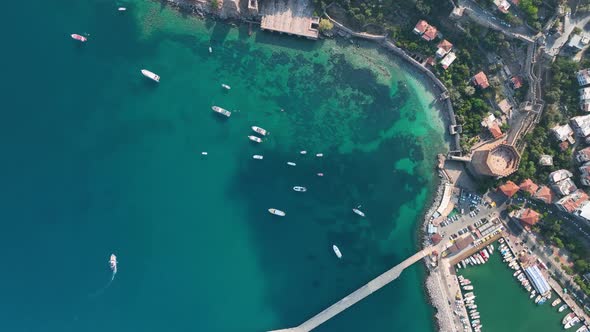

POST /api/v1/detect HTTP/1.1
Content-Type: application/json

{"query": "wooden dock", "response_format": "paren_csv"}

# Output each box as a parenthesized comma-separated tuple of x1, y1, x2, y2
(260, 0, 319, 39)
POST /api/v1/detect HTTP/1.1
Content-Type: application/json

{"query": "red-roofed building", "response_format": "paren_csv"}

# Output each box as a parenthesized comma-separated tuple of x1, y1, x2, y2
(473, 71, 490, 89)
(534, 186, 555, 204)
(559, 141, 570, 151)
(425, 56, 436, 66)
(511, 76, 523, 89)
(423, 25, 438, 41)
(431, 233, 442, 245)
(515, 208, 541, 226)
(413, 20, 429, 35)
(436, 40, 453, 57)
(556, 190, 589, 213)
(489, 123, 503, 139)
(519, 179, 539, 196)
(499, 180, 519, 197)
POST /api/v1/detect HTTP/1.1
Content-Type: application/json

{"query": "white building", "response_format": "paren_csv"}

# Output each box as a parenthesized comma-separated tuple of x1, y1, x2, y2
(577, 69, 590, 86)
(551, 124, 573, 142)
(571, 114, 590, 137)
(440, 52, 456, 70)
(573, 200, 590, 222)
(549, 169, 573, 184)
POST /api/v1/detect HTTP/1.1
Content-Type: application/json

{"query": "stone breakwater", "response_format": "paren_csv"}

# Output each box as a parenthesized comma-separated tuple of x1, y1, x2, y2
(426, 271, 456, 332)
(419, 169, 455, 332)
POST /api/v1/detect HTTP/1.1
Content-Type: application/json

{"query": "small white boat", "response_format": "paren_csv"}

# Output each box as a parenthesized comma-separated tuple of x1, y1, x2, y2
(287, 162, 296, 166)
(209, 46, 213, 53)
(201, 152, 208, 155)
(316, 153, 323, 157)
(333, 245, 342, 259)
(251, 126, 268, 136)
(268, 208, 285, 216)
(317, 173, 324, 177)
(248, 135, 262, 143)
(141, 69, 160, 82)
(576, 325, 589, 332)
(353, 208, 365, 217)
(558, 304, 568, 312)
(71, 33, 87, 42)
(118, 7, 127, 11)
(212, 106, 231, 117)
(253, 155, 263, 160)
(565, 317, 580, 329)
(109, 254, 118, 274)
(300, 150, 307, 155)
(552, 299, 562, 307)
(221, 84, 231, 90)
(293, 186, 307, 192)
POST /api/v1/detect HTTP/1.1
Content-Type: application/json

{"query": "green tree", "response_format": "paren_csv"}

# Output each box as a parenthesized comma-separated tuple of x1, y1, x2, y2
(318, 19, 334, 32)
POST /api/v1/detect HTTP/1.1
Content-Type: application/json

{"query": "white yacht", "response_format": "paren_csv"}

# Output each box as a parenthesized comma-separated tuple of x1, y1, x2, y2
(141, 69, 160, 82)
(251, 126, 268, 136)
(333, 245, 342, 259)
(212, 106, 231, 117)
(268, 208, 285, 216)
(248, 135, 262, 143)
(353, 208, 366, 217)
(293, 186, 307, 192)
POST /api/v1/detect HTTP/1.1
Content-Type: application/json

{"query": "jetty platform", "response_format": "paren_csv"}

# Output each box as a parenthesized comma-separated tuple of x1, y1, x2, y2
(268, 248, 432, 332)
(260, 0, 319, 39)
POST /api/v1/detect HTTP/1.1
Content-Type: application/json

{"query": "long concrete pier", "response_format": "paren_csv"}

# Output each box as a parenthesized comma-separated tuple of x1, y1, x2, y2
(268, 248, 433, 332)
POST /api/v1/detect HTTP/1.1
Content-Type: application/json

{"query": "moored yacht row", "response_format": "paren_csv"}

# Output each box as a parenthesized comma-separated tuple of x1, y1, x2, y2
(458, 275, 483, 332)
(456, 244, 494, 271)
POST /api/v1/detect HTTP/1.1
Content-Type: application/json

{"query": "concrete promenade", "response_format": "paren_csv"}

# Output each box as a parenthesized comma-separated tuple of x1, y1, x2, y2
(268, 248, 432, 332)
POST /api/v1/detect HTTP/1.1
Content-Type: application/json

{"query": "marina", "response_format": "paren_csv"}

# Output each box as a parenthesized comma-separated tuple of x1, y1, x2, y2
(459, 240, 575, 331)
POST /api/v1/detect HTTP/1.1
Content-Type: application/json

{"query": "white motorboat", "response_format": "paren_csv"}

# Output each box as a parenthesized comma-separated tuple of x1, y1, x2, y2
(209, 46, 213, 53)
(317, 173, 324, 177)
(287, 162, 296, 166)
(248, 135, 262, 143)
(201, 152, 208, 155)
(251, 126, 268, 136)
(316, 153, 323, 157)
(552, 299, 562, 307)
(353, 208, 366, 217)
(221, 84, 231, 90)
(212, 106, 231, 117)
(293, 186, 307, 192)
(558, 304, 568, 312)
(141, 69, 160, 82)
(118, 7, 127, 11)
(268, 208, 285, 216)
(253, 155, 263, 160)
(71, 33, 87, 42)
(109, 254, 118, 274)
(565, 317, 580, 329)
(333, 245, 342, 259)
(300, 150, 307, 155)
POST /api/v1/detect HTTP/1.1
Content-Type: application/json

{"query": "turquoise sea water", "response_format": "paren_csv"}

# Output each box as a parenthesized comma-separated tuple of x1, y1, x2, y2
(0, 1, 446, 331)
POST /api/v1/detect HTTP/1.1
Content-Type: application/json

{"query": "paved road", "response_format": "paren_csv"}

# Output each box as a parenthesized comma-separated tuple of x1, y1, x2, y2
(457, 0, 536, 42)
(545, 12, 590, 56)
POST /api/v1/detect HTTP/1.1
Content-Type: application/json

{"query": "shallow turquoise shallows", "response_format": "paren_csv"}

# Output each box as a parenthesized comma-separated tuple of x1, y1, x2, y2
(0, 1, 447, 331)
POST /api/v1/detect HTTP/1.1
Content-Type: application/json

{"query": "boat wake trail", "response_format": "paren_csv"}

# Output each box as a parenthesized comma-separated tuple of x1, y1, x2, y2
(89, 272, 116, 298)
(89, 253, 118, 298)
